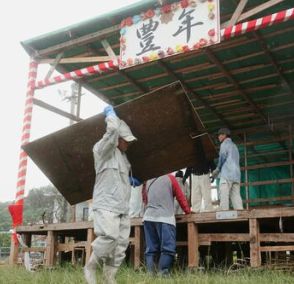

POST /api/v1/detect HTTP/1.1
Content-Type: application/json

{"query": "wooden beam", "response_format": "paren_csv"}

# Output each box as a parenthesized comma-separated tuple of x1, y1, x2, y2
(133, 226, 143, 269)
(260, 233, 294, 242)
(176, 210, 250, 224)
(241, 178, 294, 188)
(260, 245, 294, 252)
(250, 207, 294, 218)
(22, 247, 46, 253)
(54, 72, 110, 104)
(101, 39, 117, 62)
(244, 195, 294, 205)
(119, 71, 148, 93)
(244, 149, 289, 159)
(89, 32, 293, 95)
(86, 228, 95, 263)
(99, 81, 130, 91)
(130, 217, 143, 226)
(103, 39, 148, 94)
(205, 48, 268, 124)
(9, 236, 18, 265)
(227, 0, 248, 27)
(110, 91, 141, 100)
(241, 160, 294, 171)
(221, 0, 284, 28)
(185, 63, 271, 85)
(157, 60, 231, 128)
(249, 219, 261, 267)
(242, 135, 294, 147)
(33, 24, 120, 57)
(253, 31, 294, 96)
(44, 52, 64, 80)
(39, 56, 114, 64)
(57, 241, 88, 251)
(198, 233, 250, 242)
(16, 221, 94, 233)
(33, 98, 82, 122)
(188, 223, 199, 268)
(45, 231, 56, 267)
(217, 100, 294, 117)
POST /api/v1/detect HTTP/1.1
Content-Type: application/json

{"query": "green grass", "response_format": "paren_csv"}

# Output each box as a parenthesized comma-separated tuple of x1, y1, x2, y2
(0, 265, 293, 284)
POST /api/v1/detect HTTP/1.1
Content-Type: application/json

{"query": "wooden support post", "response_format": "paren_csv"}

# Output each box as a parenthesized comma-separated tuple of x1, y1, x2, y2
(23, 233, 32, 247)
(44, 52, 64, 80)
(133, 226, 143, 269)
(249, 218, 261, 267)
(101, 39, 118, 62)
(224, 242, 233, 266)
(9, 237, 18, 265)
(188, 222, 199, 268)
(45, 231, 56, 267)
(85, 228, 95, 264)
(227, 0, 248, 27)
(221, 0, 284, 28)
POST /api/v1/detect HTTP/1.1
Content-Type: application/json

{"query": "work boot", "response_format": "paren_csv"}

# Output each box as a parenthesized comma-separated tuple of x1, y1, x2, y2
(84, 253, 98, 284)
(103, 265, 118, 284)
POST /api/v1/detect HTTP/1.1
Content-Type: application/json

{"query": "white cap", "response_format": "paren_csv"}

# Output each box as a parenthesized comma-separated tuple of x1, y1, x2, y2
(119, 120, 137, 142)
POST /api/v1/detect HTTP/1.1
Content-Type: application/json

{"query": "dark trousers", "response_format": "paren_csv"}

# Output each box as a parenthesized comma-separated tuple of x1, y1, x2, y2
(143, 221, 176, 274)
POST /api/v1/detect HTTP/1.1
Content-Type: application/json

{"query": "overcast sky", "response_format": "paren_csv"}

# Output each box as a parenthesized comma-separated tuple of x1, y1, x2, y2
(0, 0, 141, 202)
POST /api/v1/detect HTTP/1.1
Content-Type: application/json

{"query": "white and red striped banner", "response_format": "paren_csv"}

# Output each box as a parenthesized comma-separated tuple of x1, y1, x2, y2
(15, 59, 38, 205)
(9, 59, 38, 243)
(33, 8, 294, 90)
(221, 7, 294, 40)
(35, 60, 118, 89)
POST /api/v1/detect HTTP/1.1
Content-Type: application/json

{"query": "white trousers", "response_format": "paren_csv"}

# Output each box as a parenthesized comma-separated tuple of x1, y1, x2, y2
(219, 179, 243, 210)
(191, 174, 213, 212)
(92, 209, 130, 267)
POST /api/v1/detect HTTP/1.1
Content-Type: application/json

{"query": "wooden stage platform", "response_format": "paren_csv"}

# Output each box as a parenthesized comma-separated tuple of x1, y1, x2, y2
(12, 206, 294, 269)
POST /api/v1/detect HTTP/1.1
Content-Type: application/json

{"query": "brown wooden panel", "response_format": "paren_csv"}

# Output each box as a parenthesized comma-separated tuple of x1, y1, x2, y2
(23, 81, 216, 204)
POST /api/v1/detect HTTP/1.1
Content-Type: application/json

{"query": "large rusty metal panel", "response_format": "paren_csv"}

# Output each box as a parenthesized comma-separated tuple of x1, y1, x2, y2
(23, 82, 216, 204)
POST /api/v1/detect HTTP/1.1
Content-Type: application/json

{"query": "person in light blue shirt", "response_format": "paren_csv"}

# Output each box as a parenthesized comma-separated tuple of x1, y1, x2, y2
(211, 128, 243, 210)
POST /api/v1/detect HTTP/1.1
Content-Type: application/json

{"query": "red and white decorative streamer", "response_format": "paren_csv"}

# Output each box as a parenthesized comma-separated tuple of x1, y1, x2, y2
(35, 60, 119, 89)
(33, 8, 294, 90)
(221, 7, 294, 40)
(9, 59, 38, 243)
(15, 59, 38, 205)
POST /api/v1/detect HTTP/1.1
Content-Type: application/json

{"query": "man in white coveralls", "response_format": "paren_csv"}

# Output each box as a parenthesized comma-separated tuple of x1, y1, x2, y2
(84, 105, 140, 284)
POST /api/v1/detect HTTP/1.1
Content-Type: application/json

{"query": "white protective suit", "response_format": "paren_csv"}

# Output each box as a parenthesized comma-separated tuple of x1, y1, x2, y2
(191, 173, 213, 212)
(174, 177, 190, 215)
(85, 115, 136, 284)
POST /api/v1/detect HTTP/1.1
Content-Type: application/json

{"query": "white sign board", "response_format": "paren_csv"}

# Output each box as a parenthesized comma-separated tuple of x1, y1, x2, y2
(119, 0, 220, 69)
(216, 211, 238, 220)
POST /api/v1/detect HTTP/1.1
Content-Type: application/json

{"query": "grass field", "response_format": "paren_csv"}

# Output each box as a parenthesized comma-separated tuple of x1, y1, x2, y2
(0, 265, 294, 284)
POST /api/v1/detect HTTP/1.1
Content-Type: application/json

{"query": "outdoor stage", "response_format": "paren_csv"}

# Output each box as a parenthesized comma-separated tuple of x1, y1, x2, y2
(12, 206, 294, 269)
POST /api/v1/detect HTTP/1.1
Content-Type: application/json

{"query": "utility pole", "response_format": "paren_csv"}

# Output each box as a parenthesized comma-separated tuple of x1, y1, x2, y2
(69, 82, 82, 222)
(58, 82, 82, 222)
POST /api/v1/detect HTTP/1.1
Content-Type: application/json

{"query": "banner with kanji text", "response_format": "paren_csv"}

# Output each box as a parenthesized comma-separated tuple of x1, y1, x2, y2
(119, 0, 220, 69)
